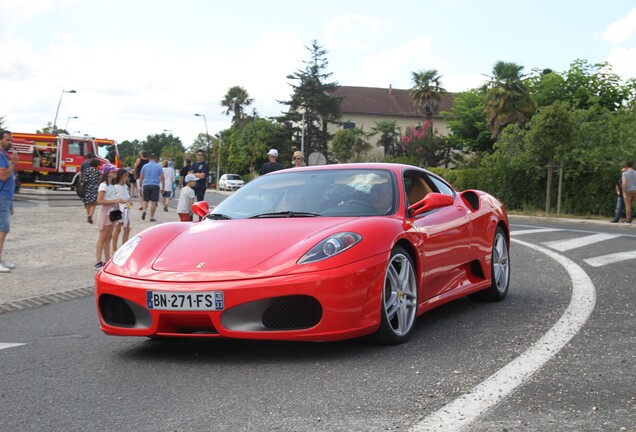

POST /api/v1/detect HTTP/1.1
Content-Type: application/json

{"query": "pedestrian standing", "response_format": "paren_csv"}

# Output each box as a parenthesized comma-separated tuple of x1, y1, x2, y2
(94, 164, 127, 270)
(259, 149, 284, 175)
(189, 150, 209, 203)
(78, 152, 94, 198)
(0, 130, 19, 273)
(111, 168, 133, 252)
(161, 159, 175, 212)
(622, 160, 636, 224)
(139, 153, 164, 222)
(611, 165, 634, 223)
(133, 150, 149, 210)
(292, 151, 304, 168)
(177, 174, 198, 221)
(83, 158, 101, 224)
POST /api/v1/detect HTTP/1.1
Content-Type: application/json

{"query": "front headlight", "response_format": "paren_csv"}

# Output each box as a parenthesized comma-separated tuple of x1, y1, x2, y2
(111, 235, 141, 266)
(298, 232, 362, 264)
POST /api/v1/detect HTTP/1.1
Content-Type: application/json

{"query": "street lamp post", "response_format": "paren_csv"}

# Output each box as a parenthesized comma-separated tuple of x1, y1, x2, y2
(194, 113, 211, 188)
(286, 75, 305, 156)
(65, 116, 78, 131)
(215, 133, 222, 191)
(53, 89, 77, 133)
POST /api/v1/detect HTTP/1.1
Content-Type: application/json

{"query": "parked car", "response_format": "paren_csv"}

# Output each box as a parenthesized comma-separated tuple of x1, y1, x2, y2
(218, 174, 244, 191)
(96, 163, 510, 345)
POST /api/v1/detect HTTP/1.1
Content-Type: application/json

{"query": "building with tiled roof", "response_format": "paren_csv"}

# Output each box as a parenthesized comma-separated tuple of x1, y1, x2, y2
(328, 85, 454, 158)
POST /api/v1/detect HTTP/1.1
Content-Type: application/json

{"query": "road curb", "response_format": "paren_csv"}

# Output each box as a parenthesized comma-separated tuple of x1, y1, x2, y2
(0, 286, 94, 315)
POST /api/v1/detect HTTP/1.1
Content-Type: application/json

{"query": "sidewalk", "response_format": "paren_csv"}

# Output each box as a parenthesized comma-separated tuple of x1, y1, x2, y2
(0, 189, 193, 310)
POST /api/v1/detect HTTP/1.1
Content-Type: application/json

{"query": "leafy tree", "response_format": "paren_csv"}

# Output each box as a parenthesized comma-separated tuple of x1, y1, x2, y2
(527, 68, 568, 108)
(118, 139, 143, 161)
(221, 86, 254, 126)
(228, 118, 288, 174)
(525, 101, 575, 164)
(37, 122, 56, 134)
(142, 132, 181, 159)
(529, 59, 635, 112)
(279, 40, 342, 159)
(443, 89, 493, 153)
(369, 120, 401, 156)
(330, 128, 370, 162)
(482, 61, 537, 139)
(410, 69, 446, 121)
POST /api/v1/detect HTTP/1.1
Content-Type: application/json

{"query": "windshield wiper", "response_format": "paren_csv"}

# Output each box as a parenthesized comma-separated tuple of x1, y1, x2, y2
(206, 213, 232, 220)
(249, 211, 320, 218)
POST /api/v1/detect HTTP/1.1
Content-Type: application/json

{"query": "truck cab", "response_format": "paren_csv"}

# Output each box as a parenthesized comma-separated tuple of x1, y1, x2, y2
(12, 132, 120, 191)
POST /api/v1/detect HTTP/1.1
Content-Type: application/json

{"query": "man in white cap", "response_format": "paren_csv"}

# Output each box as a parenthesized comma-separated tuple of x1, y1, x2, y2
(259, 149, 285, 175)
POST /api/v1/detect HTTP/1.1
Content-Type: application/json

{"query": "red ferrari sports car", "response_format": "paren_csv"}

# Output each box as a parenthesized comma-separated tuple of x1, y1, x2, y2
(96, 163, 510, 344)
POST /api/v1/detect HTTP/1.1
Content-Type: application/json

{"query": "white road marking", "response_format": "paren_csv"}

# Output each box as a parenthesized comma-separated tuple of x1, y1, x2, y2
(410, 238, 596, 432)
(584, 250, 636, 267)
(543, 233, 619, 251)
(0, 343, 25, 350)
(510, 228, 563, 236)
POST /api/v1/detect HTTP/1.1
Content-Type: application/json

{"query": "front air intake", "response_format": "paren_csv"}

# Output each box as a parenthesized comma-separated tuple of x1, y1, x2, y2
(262, 295, 322, 329)
(100, 294, 136, 327)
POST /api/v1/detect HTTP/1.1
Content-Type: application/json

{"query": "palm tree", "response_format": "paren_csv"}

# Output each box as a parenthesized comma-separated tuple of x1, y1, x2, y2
(410, 69, 446, 121)
(221, 86, 254, 126)
(482, 61, 536, 139)
(369, 120, 401, 156)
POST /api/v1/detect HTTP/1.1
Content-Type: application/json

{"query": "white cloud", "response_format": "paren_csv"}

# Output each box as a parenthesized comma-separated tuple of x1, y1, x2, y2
(352, 36, 446, 89)
(443, 74, 488, 93)
(606, 44, 636, 80)
(0, 0, 64, 33)
(325, 13, 384, 52)
(602, 7, 636, 44)
(1, 26, 306, 146)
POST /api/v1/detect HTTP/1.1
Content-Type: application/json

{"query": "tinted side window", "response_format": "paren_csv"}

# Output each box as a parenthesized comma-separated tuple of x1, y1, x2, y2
(428, 175, 455, 196)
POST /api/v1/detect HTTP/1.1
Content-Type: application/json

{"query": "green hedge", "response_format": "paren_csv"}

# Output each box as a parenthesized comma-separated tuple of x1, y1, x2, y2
(430, 166, 619, 217)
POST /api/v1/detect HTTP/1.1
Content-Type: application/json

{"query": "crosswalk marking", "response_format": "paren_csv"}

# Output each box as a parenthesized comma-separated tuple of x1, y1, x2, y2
(543, 233, 620, 252)
(584, 250, 636, 267)
(510, 228, 563, 236)
(0, 343, 25, 350)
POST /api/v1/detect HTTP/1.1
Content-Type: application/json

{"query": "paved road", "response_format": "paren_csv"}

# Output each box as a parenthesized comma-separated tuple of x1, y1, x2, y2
(1, 217, 634, 431)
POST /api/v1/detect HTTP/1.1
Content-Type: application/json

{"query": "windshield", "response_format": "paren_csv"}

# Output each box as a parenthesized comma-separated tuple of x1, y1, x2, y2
(212, 169, 396, 219)
(226, 174, 242, 181)
(96, 141, 119, 164)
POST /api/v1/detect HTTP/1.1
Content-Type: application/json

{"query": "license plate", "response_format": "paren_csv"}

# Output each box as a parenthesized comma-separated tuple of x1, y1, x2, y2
(147, 291, 224, 311)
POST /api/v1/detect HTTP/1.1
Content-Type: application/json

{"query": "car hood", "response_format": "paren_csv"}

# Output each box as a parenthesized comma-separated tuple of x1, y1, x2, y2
(152, 219, 327, 272)
(113, 217, 383, 282)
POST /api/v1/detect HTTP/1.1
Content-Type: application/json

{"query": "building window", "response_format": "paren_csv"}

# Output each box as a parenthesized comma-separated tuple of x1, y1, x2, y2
(343, 121, 356, 130)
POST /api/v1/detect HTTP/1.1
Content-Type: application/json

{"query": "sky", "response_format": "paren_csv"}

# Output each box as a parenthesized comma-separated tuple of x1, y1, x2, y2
(1, 0, 635, 148)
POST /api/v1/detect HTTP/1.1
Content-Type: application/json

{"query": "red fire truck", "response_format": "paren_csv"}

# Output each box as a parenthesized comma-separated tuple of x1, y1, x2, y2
(11, 132, 121, 193)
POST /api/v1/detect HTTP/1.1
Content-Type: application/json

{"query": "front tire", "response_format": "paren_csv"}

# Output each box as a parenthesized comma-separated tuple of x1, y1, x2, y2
(370, 246, 418, 345)
(470, 226, 510, 302)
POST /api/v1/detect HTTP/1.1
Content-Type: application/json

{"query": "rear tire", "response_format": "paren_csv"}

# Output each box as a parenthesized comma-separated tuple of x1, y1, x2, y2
(370, 246, 418, 345)
(470, 226, 510, 302)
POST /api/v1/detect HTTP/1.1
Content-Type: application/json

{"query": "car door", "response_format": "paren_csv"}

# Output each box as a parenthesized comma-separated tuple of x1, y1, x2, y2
(404, 171, 472, 301)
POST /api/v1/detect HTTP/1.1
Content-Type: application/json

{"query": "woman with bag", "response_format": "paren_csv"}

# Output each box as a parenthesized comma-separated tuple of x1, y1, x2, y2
(111, 168, 133, 253)
(82, 159, 100, 224)
(94, 164, 127, 271)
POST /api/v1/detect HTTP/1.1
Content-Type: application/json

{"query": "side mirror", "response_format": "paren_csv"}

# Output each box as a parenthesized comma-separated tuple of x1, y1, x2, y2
(408, 193, 454, 217)
(191, 201, 210, 219)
